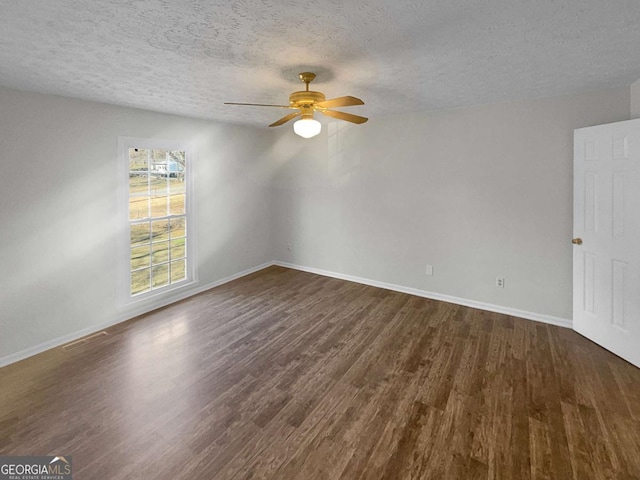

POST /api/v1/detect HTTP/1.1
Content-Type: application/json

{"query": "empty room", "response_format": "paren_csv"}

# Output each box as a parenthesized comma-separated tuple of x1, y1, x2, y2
(1, 1, 640, 479)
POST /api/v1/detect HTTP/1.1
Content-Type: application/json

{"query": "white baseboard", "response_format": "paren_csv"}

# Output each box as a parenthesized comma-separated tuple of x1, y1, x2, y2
(1, 260, 572, 368)
(273, 261, 573, 329)
(0, 262, 275, 368)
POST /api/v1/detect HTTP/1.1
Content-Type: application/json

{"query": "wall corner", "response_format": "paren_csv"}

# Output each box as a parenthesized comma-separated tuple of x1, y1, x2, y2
(631, 78, 640, 119)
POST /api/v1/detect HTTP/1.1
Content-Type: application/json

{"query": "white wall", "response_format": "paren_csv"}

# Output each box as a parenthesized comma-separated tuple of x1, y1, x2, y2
(632, 78, 640, 118)
(271, 88, 630, 321)
(0, 86, 274, 362)
(0, 84, 632, 364)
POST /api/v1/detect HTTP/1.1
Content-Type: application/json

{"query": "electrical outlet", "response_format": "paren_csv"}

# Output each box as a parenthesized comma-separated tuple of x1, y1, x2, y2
(425, 264, 433, 276)
(496, 277, 505, 288)
(287, 243, 291, 252)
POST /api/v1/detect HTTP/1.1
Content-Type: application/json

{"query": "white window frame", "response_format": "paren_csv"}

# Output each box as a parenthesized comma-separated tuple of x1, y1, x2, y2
(117, 137, 197, 306)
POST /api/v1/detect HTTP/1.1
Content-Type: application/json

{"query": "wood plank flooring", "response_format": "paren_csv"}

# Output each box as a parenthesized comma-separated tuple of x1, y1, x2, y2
(1, 265, 640, 479)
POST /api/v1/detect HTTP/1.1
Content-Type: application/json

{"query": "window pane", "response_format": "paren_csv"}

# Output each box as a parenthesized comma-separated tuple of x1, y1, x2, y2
(169, 176, 185, 215)
(149, 174, 168, 217)
(151, 149, 166, 162)
(169, 193, 185, 215)
(170, 238, 186, 260)
(167, 151, 186, 180)
(131, 268, 151, 295)
(129, 148, 148, 171)
(170, 150, 186, 167)
(131, 223, 151, 246)
(129, 196, 149, 220)
(152, 241, 169, 265)
(151, 219, 170, 242)
(150, 195, 168, 217)
(129, 171, 149, 194)
(150, 175, 166, 192)
(171, 259, 186, 283)
(170, 217, 186, 238)
(131, 244, 151, 270)
(152, 264, 169, 288)
(168, 176, 185, 193)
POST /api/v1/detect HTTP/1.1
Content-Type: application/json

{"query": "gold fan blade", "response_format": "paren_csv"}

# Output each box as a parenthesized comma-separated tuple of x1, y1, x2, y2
(315, 96, 364, 109)
(320, 109, 368, 124)
(269, 111, 301, 127)
(225, 102, 293, 108)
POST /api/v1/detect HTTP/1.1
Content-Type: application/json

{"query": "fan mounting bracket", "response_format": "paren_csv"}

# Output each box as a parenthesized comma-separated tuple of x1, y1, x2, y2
(299, 72, 316, 84)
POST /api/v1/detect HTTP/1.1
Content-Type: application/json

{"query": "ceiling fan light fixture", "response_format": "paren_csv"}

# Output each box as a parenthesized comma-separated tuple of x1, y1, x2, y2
(225, 72, 367, 135)
(293, 117, 322, 138)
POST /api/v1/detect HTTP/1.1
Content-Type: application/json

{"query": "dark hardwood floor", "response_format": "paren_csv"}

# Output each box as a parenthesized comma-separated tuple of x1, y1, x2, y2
(1, 266, 640, 479)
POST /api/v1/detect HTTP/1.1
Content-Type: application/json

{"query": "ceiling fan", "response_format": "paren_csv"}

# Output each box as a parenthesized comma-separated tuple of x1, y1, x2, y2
(225, 72, 368, 138)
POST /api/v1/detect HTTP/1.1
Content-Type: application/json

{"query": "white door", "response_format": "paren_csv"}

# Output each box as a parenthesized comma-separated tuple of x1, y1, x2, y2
(573, 118, 640, 368)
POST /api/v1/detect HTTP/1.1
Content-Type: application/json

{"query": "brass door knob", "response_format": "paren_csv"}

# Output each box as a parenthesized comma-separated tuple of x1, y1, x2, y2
(572, 238, 583, 245)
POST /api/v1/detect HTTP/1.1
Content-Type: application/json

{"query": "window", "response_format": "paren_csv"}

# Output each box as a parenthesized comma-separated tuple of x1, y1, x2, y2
(119, 138, 194, 301)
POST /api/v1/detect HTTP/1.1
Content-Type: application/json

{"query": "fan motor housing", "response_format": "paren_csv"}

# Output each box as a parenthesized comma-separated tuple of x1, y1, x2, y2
(289, 90, 326, 107)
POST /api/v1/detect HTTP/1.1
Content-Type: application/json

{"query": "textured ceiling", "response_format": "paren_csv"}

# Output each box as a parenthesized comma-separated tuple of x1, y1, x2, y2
(1, 0, 640, 128)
